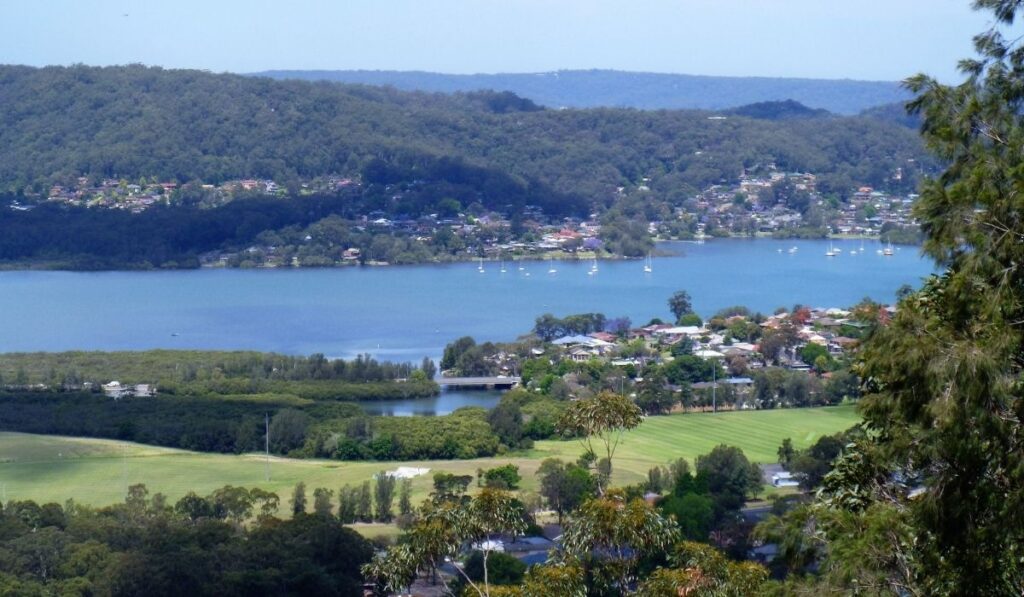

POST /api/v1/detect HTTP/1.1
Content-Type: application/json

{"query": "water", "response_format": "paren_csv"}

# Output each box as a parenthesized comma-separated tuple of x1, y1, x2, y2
(357, 389, 504, 416)
(0, 238, 933, 360)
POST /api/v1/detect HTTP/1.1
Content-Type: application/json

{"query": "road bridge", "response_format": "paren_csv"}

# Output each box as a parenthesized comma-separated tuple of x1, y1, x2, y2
(437, 376, 521, 389)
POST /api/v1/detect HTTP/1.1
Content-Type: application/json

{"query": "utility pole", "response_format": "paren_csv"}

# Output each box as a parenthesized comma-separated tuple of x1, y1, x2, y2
(712, 362, 717, 414)
(265, 413, 270, 482)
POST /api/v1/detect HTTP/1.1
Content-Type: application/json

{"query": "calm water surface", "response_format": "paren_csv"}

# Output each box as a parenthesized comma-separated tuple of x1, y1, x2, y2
(0, 238, 933, 360)
(358, 389, 505, 416)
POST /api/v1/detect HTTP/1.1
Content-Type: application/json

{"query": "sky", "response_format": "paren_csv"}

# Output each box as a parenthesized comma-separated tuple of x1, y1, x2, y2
(0, 0, 995, 82)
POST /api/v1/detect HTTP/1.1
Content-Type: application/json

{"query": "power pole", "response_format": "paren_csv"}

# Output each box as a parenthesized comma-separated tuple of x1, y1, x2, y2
(712, 363, 717, 414)
(265, 413, 270, 482)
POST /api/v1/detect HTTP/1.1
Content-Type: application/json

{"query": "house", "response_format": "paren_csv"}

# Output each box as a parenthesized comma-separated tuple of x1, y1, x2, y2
(134, 384, 155, 397)
(103, 381, 128, 399)
(569, 347, 596, 362)
(589, 331, 617, 344)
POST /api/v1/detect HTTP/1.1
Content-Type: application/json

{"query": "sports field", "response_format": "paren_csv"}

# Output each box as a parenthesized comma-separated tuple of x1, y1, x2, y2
(0, 405, 859, 508)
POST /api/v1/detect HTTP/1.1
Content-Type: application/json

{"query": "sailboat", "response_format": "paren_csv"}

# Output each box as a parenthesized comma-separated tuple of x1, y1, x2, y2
(477, 257, 485, 273)
(499, 258, 507, 274)
(883, 242, 894, 256)
(825, 241, 838, 257)
(547, 262, 557, 274)
(787, 246, 798, 254)
(643, 253, 653, 273)
(589, 257, 598, 275)
(859, 239, 865, 253)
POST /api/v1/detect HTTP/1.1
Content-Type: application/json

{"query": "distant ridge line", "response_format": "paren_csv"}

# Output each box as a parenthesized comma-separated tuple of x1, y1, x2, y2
(250, 68, 910, 114)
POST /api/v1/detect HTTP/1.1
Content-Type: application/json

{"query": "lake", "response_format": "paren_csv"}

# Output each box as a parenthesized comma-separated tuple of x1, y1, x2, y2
(0, 238, 933, 359)
(0, 238, 933, 413)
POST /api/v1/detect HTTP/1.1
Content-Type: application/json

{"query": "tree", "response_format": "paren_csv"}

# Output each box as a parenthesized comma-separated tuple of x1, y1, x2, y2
(363, 488, 529, 596)
(431, 472, 473, 504)
(798, 342, 830, 370)
(338, 484, 359, 524)
(459, 551, 526, 588)
(634, 369, 675, 415)
(556, 491, 680, 593)
(291, 482, 307, 515)
(556, 391, 643, 492)
(312, 487, 334, 516)
(487, 401, 525, 448)
(441, 336, 476, 371)
(695, 445, 762, 513)
(357, 481, 373, 522)
(268, 408, 311, 454)
(789, 434, 845, 490)
(658, 492, 715, 541)
(537, 458, 596, 523)
(777, 438, 795, 468)
(397, 479, 413, 517)
(482, 464, 521, 490)
(374, 472, 396, 522)
(646, 466, 667, 494)
(637, 541, 768, 595)
(667, 290, 694, 322)
(827, 3, 1024, 592)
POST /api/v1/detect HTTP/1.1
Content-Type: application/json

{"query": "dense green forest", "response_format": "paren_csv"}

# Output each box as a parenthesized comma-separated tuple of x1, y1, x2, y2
(254, 68, 910, 114)
(1, 65, 932, 202)
(0, 65, 935, 268)
(0, 488, 372, 596)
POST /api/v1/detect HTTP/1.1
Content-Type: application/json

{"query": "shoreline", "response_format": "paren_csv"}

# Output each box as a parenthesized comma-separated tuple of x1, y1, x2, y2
(0, 236, 922, 272)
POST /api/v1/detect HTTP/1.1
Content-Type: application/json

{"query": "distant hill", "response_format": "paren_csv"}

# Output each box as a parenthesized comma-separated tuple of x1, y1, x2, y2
(726, 100, 833, 120)
(252, 69, 910, 115)
(0, 65, 933, 206)
(858, 101, 922, 129)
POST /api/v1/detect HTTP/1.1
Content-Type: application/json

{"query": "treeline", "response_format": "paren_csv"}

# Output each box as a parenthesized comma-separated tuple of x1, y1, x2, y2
(0, 350, 435, 388)
(0, 393, 503, 460)
(300, 408, 501, 460)
(0, 393, 345, 453)
(0, 484, 372, 596)
(1, 65, 933, 205)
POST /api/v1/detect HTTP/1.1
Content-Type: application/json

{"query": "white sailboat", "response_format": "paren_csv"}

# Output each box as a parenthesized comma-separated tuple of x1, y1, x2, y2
(643, 253, 653, 273)
(883, 242, 894, 256)
(825, 241, 838, 257)
(547, 263, 557, 274)
(499, 258, 507, 274)
(477, 257, 485, 273)
(787, 246, 798, 254)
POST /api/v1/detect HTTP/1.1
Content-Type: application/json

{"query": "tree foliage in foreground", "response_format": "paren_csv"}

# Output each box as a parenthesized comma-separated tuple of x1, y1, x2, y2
(0, 484, 372, 596)
(760, 3, 1024, 593)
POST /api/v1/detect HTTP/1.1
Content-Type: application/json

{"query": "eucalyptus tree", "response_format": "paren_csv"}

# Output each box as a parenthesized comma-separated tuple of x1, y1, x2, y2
(362, 488, 529, 596)
(556, 391, 643, 493)
(555, 491, 680, 593)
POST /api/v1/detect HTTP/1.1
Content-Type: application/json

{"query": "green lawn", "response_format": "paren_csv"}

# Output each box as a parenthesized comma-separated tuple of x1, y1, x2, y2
(0, 405, 859, 508)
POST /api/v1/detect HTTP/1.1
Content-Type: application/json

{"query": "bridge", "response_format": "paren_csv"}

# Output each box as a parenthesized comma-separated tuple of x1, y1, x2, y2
(438, 376, 522, 389)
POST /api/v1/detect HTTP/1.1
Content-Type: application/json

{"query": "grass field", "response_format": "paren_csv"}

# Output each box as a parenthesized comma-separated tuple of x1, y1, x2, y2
(0, 405, 859, 512)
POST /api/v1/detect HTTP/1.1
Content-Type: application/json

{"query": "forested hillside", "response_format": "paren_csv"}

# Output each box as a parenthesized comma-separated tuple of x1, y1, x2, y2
(0, 64, 933, 206)
(255, 68, 910, 114)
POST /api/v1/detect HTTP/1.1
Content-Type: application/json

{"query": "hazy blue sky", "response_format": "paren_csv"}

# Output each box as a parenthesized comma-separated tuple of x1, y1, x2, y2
(0, 1, 994, 81)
